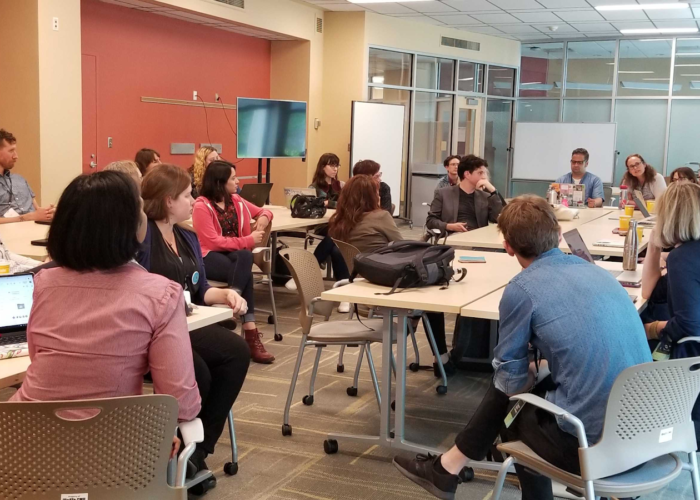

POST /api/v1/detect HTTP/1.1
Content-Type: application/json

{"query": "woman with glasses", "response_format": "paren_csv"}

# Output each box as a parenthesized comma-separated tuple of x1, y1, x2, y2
(310, 153, 344, 208)
(670, 167, 698, 184)
(352, 159, 392, 213)
(621, 153, 666, 204)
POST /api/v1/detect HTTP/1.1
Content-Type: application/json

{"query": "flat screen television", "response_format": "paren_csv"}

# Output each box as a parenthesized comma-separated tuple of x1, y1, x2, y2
(237, 98, 307, 158)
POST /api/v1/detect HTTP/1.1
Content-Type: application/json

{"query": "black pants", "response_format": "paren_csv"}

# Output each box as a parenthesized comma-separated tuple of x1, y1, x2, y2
(203, 249, 256, 324)
(189, 325, 251, 454)
(313, 235, 350, 280)
(455, 383, 580, 500)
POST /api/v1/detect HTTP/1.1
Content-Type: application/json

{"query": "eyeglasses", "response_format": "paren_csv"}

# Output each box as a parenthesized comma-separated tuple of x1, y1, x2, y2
(374, 172, 383, 179)
(628, 162, 644, 170)
(570, 160, 585, 166)
(326, 164, 340, 169)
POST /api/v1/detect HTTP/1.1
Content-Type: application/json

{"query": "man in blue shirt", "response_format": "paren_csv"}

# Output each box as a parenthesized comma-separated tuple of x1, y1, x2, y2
(555, 147, 605, 208)
(394, 196, 651, 500)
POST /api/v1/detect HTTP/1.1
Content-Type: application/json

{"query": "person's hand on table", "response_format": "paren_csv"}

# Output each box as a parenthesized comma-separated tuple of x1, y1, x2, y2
(587, 198, 596, 208)
(29, 207, 53, 222)
(224, 289, 247, 315)
(446, 222, 468, 233)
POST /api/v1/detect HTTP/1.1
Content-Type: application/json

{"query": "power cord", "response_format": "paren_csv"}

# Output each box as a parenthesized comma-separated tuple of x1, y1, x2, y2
(195, 95, 213, 149)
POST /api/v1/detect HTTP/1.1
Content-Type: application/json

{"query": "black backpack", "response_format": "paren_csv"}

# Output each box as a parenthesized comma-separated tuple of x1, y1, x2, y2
(351, 241, 466, 294)
(290, 194, 327, 219)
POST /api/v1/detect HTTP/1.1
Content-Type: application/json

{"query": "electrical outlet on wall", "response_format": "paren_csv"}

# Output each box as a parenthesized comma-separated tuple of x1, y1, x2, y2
(215, 93, 220, 101)
(193, 90, 198, 101)
(52, 17, 59, 30)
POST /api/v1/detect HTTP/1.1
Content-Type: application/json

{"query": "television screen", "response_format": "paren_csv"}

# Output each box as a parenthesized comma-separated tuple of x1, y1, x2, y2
(237, 98, 307, 158)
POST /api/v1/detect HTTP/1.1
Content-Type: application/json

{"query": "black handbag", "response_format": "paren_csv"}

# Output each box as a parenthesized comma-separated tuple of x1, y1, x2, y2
(290, 194, 327, 219)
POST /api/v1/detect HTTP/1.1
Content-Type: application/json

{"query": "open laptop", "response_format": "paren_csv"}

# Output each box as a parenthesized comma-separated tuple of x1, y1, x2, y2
(632, 190, 656, 226)
(239, 183, 273, 208)
(0, 273, 34, 353)
(563, 229, 642, 284)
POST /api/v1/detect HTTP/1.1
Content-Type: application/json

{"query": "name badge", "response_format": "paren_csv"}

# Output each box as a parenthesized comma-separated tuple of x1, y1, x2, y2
(4, 208, 19, 218)
(192, 271, 200, 285)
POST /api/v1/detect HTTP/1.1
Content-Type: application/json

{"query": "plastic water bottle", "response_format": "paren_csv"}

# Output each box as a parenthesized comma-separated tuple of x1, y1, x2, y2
(619, 185, 628, 210)
(623, 219, 638, 271)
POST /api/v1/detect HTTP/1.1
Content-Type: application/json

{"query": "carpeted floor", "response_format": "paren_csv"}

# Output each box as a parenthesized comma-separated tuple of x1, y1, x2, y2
(1, 225, 696, 500)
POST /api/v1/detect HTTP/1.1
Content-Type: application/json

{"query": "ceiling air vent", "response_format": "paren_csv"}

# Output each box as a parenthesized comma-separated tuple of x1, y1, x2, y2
(213, 0, 244, 8)
(441, 36, 480, 52)
(316, 16, 323, 34)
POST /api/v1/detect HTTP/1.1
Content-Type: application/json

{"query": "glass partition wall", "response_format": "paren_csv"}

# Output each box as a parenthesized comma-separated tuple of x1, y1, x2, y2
(516, 37, 700, 195)
(367, 47, 516, 222)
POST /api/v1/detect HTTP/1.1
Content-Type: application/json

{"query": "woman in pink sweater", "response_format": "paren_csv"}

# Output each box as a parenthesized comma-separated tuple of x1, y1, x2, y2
(192, 160, 274, 363)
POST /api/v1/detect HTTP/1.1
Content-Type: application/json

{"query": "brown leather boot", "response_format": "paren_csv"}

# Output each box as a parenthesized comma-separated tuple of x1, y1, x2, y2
(244, 329, 275, 364)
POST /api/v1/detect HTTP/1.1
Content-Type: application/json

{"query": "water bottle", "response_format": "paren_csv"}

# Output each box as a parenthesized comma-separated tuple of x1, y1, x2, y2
(547, 187, 558, 205)
(623, 219, 638, 271)
(619, 185, 628, 210)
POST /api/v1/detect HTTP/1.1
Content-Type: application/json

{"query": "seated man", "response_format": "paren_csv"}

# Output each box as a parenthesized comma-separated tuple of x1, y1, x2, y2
(435, 155, 460, 193)
(423, 155, 505, 375)
(427, 154, 503, 234)
(394, 196, 651, 500)
(555, 147, 604, 208)
(0, 129, 54, 223)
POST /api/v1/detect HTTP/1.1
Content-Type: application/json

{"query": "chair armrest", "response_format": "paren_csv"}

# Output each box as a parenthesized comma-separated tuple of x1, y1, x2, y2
(678, 337, 700, 344)
(252, 246, 271, 260)
(510, 394, 589, 448)
(175, 418, 204, 487)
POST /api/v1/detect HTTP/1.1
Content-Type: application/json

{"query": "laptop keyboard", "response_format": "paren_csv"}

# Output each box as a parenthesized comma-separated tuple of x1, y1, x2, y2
(0, 334, 27, 345)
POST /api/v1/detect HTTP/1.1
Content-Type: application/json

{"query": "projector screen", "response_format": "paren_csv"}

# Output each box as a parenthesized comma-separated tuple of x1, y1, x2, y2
(237, 98, 307, 158)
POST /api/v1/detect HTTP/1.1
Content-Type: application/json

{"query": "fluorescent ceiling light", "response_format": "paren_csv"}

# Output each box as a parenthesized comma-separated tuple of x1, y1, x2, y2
(597, 3, 688, 11)
(348, 0, 434, 3)
(642, 78, 670, 81)
(459, 78, 474, 81)
(675, 64, 700, 67)
(681, 74, 700, 76)
(371, 76, 384, 84)
(639, 39, 672, 42)
(618, 70, 654, 74)
(620, 28, 698, 35)
(676, 53, 700, 57)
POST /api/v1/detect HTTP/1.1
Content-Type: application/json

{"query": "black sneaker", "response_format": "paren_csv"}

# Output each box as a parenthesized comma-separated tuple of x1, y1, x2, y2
(433, 359, 456, 378)
(393, 453, 460, 500)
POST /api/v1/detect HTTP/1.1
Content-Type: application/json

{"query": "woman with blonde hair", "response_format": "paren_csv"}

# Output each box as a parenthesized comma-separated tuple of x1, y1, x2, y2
(104, 160, 142, 188)
(189, 146, 219, 198)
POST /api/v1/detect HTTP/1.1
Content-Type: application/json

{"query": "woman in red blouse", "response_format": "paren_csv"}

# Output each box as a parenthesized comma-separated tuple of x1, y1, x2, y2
(192, 160, 274, 364)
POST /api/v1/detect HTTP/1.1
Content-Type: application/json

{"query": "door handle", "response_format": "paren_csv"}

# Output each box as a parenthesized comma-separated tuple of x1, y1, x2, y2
(89, 161, 97, 169)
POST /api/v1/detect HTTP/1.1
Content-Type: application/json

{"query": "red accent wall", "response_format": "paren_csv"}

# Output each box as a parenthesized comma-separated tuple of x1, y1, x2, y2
(80, 0, 271, 178)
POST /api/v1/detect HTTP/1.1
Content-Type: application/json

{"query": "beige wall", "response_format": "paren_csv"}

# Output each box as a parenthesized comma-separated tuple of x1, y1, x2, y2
(320, 12, 367, 182)
(37, 0, 83, 205)
(364, 13, 521, 68)
(0, 0, 42, 201)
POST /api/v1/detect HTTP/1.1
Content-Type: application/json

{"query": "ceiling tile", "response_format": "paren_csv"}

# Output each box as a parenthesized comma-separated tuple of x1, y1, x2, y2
(497, 24, 543, 33)
(646, 7, 694, 20)
(653, 19, 700, 28)
(693, 5, 700, 18)
(313, 2, 365, 11)
(458, 25, 506, 34)
(514, 34, 553, 40)
(569, 21, 615, 31)
(471, 12, 522, 23)
(430, 13, 484, 24)
(399, 1, 458, 13)
(487, 0, 543, 8)
(534, 23, 580, 32)
(363, 3, 416, 14)
(537, 0, 590, 7)
(511, 12, 562, 23)
(553, 10, 605, 22)
(440, 0, 500, 11)
(587, 0, 637, 5)
(549, 32, 587, 37)
(598, 10, 649, 21)
(413, 15, 450, 25)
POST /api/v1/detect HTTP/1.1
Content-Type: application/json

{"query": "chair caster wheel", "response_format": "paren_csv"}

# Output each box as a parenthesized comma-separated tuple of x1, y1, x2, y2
(389, 431, 395, 439)
(409, 362, 420, 372)
(302, 395, 314, 406)
(282, 424, 292, 436)
(391, 400, 395, 411)
(337, 364, 345, 373)
(459, 467, 474, 482)
(189, 476, 216, 495)
(224, 461, 238, 476)
(324, 439, 338, 454)
(436, 385, 447, 395)
(274, 333, 283, 341)
(268, 315, 275, 325)
(346, 387, 358, 397)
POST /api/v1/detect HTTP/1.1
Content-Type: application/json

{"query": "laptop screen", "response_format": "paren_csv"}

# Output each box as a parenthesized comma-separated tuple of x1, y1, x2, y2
(563, 229, 595, 264)
(0, 274, 34, 331)
(633, 191, 651, 218)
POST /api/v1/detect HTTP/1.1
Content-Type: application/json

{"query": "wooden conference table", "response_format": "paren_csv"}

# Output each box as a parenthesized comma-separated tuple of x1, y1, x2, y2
(320, 248, 646, 471)
(446, 207, 650, 258)
(0, 305, 233, 391)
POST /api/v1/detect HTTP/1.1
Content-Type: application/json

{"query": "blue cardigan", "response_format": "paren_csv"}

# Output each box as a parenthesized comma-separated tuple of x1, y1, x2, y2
(137, 221, 211, 306)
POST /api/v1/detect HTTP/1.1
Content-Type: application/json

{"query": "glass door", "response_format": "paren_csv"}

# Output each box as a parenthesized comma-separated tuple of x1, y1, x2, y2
(454, 96, 483, 157)
(484, 99, 513, 196)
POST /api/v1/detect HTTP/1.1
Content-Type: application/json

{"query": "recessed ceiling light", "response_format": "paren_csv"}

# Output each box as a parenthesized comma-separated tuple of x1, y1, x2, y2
(618, 71, 655, 74)
(620, 28, 699, 35)
(348, 0, 435, 3)
(597, 3, 688, 11)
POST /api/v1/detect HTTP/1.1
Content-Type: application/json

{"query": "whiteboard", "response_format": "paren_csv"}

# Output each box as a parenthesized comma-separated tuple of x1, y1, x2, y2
(351, 102, 405, 216)
(512, 122, 617, 183)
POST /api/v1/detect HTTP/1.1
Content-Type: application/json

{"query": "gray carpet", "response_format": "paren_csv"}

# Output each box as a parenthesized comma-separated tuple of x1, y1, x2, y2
(1, 224, 696, 499)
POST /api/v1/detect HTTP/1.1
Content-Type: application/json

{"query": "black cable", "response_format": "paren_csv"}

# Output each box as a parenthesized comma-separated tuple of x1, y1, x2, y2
(195, 95, 213, 148)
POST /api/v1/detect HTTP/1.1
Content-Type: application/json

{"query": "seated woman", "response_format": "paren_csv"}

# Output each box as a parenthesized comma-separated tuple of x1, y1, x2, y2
(104, 160, 142, 188)
(189, 146, 219, 199)
(134, 148, 161, 176)
(302, 153, 350, 312)
(192, 160, 274, 364)
(352, 160, 392, 213)
(138, 164, 255, 478)
(622, 153, 666, 205)
(643, 181, 700, 439)
(11, 170, 200, 464)
(670, 166, 698, 184)
(328, 174, 401, 253)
